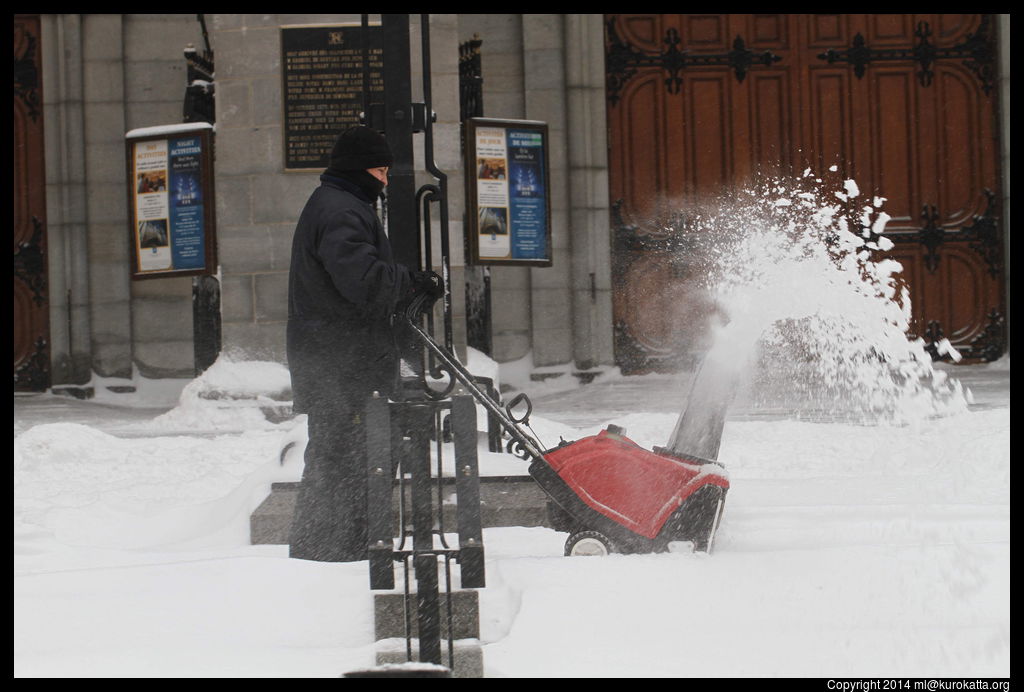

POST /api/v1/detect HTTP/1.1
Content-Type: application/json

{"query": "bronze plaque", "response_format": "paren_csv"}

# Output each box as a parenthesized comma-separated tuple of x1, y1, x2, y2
(281, 24, 384, 170)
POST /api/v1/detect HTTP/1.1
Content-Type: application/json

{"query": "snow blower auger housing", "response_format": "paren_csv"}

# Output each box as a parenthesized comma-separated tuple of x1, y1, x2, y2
(401, 303, 729, 557)
(536, 428, 728, 556)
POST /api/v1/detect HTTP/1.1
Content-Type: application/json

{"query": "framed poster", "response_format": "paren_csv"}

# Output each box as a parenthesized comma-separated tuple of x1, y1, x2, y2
(465, 118, 553, 266)
(125, 123, 217, 280)
(280, 23, 384, 170)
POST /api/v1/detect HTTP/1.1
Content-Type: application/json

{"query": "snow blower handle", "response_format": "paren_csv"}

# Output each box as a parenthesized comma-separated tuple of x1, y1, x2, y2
(400, 312, 547, 463)
(505, 392, 533, 425)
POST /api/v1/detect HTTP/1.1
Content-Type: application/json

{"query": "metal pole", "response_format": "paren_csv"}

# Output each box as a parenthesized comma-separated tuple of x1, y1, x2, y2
(360, 14, 370, 120)
(419, 14, 453, 350)
(192, 274, 221, 376)
(381, 14, 419, 271)
(408, 404, 442, 665)
(366, 394, 395, 590)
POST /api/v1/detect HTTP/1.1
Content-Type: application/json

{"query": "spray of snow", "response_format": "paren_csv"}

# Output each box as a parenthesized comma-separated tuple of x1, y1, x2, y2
(668, 171, 968, 425)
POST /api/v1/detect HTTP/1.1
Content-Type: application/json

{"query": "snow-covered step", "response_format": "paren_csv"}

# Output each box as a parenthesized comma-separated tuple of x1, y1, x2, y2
(372, 638, 484, 678)
(250, 476, 549, 545)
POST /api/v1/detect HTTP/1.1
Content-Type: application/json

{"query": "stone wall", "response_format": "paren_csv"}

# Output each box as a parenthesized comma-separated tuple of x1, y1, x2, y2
(40, 13, 1005, 384)
(457, 15, 531, 364)
(124, 15, 208, 377)
(43, 13, 206, 381)
(39, 13, 610, 385)
(209, 14, 301, 363)
(456, 14, 614, 369)
(210, 14, 466, 365)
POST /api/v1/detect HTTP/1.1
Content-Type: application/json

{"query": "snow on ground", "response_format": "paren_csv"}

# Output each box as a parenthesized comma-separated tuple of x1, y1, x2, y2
(13, 355, 1010, 678)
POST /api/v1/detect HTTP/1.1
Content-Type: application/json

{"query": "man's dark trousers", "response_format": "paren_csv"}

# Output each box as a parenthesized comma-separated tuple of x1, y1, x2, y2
(289, 395, 371, 563)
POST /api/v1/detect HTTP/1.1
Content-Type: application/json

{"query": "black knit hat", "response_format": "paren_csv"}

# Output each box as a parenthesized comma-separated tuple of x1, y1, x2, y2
(328, 126, 393, 171)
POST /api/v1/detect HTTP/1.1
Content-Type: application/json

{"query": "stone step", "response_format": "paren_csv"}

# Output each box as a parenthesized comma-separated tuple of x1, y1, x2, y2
(250, 476, 550, 546)
(371, 580, 483, 677)
(374, 590, 479, 641)
(373, 639, 484, 678)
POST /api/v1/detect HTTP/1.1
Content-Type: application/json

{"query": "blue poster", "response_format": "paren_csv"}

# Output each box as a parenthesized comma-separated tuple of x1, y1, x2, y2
(168, 136, 205, 270)
(507, 129, 547, 260)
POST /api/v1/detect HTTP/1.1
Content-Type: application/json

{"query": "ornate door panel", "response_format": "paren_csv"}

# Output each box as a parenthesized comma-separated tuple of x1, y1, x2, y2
(14, 14, 50, 391)
(607, 14, 799, 370)
(806, 14, 1004, 361)
(606, 14, 1005, 373)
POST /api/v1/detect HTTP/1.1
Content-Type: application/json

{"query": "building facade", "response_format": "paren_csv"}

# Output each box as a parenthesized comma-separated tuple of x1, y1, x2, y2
(14, 14, 1010, 393)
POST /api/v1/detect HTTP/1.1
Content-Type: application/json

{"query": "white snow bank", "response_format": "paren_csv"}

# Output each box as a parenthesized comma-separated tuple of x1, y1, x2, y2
(13, 358, 1010, 677)
(145, 355, 293, 432)
(13, 422, 296, 552)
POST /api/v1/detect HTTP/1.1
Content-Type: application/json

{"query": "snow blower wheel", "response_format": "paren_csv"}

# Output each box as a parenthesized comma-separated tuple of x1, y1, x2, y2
(565, 530, 617, 557)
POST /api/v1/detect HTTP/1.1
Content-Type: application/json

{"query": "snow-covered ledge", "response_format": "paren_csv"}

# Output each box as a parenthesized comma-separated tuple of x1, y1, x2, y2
(125, 122, 215, 139)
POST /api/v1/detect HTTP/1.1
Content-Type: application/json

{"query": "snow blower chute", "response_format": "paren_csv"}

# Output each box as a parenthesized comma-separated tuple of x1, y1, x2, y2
(402, 305, 729, 557)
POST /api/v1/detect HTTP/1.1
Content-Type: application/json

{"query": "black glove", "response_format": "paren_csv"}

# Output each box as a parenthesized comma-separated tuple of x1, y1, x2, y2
(398, 270, 444, 321)
(412, 270, 445, 300)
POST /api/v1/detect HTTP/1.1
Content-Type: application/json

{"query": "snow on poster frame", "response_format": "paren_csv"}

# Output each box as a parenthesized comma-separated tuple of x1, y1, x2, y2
(125, 123, 217, 280)
(465, 118, 553, 267)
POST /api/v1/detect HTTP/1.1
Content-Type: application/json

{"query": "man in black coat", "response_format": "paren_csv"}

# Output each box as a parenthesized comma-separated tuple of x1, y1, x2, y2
(287, 125, 441, 562)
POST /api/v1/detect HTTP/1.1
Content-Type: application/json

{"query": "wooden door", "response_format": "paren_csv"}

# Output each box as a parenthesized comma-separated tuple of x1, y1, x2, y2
(14, 14, 50, 391)
(606, 14, 1005, 373)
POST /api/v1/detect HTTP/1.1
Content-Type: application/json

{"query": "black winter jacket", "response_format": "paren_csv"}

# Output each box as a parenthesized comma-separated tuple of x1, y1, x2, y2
(287, 175, 413, 413)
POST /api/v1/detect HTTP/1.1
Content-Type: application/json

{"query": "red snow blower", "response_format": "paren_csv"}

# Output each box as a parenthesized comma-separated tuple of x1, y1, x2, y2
(403, 308, 729, 557)
(538, 427, 728, 556)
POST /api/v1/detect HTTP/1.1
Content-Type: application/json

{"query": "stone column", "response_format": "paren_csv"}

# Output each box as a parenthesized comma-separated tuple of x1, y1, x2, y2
(82, 13, 133, 378)
(522, 14, 572, 368)
(42, 14, 92, 385)
(564, 14, 614, 368)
